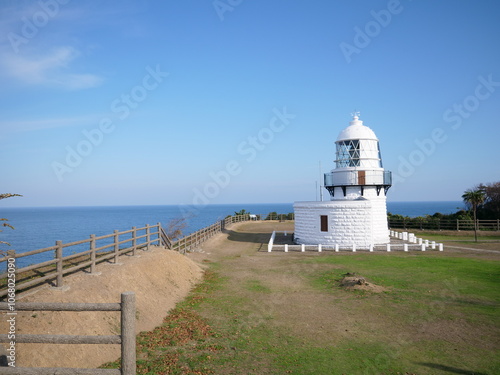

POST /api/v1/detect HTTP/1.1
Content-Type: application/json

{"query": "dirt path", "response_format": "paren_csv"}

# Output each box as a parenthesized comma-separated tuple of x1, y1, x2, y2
(188, 221, 399, 347)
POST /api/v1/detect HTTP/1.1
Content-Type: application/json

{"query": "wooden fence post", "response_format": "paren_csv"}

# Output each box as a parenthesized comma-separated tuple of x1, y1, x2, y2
(157, 223, 162, 248)
(55, 240, 63, 287)
(114, 230, 119, 263)
(132, 227, 137, 256)
(121, 291, 136, 375)
(90, 234, 96, 274)
(456, 219, 459, 231)
(146, 225, 151, 251)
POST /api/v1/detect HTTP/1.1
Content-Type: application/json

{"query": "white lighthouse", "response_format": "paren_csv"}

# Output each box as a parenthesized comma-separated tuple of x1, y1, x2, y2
(294, 113, 392, 247)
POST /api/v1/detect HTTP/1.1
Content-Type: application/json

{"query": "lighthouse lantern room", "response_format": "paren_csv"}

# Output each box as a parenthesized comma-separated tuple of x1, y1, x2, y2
(294, 113, 392, 247)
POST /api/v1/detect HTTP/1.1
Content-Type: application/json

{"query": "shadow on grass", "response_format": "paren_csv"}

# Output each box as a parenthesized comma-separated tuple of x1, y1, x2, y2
(416, 362, 489, 375)
(224, 229, 271, 244)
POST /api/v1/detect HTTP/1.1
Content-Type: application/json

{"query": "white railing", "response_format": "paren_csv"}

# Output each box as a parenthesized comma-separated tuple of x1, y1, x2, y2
(267, 230, 443, 252)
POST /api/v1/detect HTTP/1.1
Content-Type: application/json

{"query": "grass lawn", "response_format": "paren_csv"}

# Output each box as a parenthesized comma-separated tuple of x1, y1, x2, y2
(102, 223, 500, 374)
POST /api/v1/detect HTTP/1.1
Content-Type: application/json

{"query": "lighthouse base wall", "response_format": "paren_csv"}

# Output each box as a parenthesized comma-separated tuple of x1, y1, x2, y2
(293, 200, 390, 247)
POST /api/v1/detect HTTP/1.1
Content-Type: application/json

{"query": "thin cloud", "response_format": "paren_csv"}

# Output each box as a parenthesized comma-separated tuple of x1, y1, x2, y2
(1, 46, 103, 90)
(0, 114, 104, 134)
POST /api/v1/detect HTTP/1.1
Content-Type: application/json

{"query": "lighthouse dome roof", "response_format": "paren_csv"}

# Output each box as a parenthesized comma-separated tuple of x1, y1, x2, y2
(336, 114, 378, 142)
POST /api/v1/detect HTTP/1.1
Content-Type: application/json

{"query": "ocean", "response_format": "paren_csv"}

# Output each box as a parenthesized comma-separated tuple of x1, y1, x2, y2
(1, 201, 463, 266)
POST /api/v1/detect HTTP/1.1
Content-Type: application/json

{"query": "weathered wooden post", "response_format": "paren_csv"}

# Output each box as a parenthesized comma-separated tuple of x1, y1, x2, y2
(114, 230, 120, 263)
(55, 240, 63, 287)
(132, 227, 137, 255)
(121, 291, 136, 375)
(157, 222, 162, 248)
(90, 234, 96, 274)
(146, 225, 151, 251)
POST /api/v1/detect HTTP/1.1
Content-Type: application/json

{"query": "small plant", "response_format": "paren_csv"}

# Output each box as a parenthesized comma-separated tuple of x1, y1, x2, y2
(234, 209, 250, 216)
(0, 193, 22, 255)
(165, 216, 188, 241)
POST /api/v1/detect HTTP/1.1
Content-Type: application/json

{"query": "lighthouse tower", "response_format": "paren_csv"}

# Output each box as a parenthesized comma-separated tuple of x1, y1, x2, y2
(294, 113, 392, 247)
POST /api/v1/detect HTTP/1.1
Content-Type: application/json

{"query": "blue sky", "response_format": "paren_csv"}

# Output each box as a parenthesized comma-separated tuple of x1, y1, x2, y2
(1, 0, 499, 207)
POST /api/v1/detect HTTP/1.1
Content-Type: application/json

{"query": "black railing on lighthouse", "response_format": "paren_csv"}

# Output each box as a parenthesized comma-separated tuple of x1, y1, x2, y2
(324, 170, 392, 197)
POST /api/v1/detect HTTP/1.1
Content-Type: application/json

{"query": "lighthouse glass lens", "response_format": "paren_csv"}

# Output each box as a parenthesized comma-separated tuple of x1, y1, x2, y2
(336, 140, 360, 168)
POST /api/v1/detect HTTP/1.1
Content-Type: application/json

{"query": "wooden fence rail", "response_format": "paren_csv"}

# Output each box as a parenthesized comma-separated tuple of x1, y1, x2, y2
(388, 218, 500, 231)
(0, 292, 136, 374)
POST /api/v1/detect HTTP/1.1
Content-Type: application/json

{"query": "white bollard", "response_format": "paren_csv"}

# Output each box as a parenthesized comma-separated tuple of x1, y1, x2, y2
(404, 244, 408, 252)
(403, 232, 408, 241)
(431, 241, 436, 249)
(421, 243, 426, 251)
(335, 244, 339, 252)
(301, 244, 305, 252)
(285, 244, 288, 252)
(369, 244, 374, 252)
(318, 244, 322, 252)
(386, 243, 391, 252)
(284, 231, 287, 236)
(439, 243, 444, 251)
(424, 239, 429, 247)
(352, 244, 356, 252)
(418, 238, 423, 245)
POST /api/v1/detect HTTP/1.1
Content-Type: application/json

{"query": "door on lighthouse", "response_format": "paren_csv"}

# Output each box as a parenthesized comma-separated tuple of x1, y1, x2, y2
(320, 215, 328, 232)
(358, 171, 366, 185)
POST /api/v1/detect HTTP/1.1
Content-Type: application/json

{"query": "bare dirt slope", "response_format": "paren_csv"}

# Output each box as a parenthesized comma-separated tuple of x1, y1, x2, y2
(0, 245, 203, 368)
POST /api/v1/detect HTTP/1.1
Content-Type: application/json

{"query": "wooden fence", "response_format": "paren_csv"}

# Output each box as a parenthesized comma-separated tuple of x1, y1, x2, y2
(165, 214, 252, 254)
(0, 214, 278, 297)
(0, 291, 136, 374)
(388, 218, 500, 231)
(0, 224, 162, 297)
